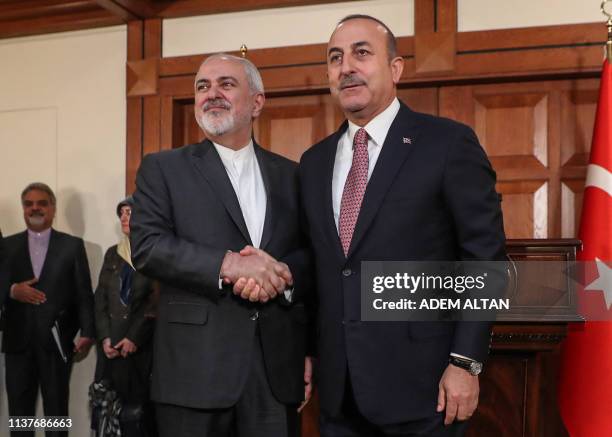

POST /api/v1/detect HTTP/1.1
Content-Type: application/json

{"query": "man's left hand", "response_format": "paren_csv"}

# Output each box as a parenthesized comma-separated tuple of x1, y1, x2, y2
(114, 338, 138, 358)
(437, 363, 479, 425)
(298, 356, 315, 413)
(74, 336, 95, 353)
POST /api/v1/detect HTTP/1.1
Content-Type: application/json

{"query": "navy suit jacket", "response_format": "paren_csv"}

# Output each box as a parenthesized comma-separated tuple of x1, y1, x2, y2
(299, 102, 506, 425)
(1, 229, 95, 356)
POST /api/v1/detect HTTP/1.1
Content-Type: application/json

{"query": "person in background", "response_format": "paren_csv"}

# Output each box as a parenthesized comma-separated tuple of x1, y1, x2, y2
(0, 228, 8, 305)
(2, 182, 95, 437)
(93, 196, 157, 437)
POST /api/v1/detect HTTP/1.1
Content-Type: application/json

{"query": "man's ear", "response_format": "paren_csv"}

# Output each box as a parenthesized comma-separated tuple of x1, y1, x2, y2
(252, 93, 266, 118)
(390, 56, 404, 84)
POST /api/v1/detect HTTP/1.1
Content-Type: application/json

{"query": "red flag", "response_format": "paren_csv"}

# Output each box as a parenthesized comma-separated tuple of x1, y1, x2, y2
(559, 60, 612, 436)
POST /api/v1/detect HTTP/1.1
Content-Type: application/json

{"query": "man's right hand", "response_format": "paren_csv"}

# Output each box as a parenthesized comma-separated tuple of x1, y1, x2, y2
(11, 278, 46, 304)
(220, 247, 292, 302)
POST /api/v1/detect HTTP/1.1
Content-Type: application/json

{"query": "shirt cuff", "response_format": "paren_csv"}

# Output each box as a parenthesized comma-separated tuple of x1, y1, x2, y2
(283, 287, 294, 303)
(9, 283, 16, 299)
(450, 352, 477, 362)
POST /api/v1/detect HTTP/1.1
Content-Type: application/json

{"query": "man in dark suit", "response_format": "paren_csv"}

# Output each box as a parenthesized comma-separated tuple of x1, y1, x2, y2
(0, 228, 8, 305)
(299, 15, 506, 437)
(130, 53, 311, 437)
(2, 182, 95, 437)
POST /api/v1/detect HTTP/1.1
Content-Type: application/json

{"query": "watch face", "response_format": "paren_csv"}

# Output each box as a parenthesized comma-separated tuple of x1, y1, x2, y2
(470, 362, 483, 375)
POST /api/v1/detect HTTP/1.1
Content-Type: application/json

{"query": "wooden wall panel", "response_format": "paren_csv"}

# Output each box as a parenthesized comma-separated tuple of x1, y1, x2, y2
(469, 353, 527, 437)
(440, 79, 597, 239)
(166, 87, 438, 163)
(497, 181, 547, 239)
(254, 94, 343, 162)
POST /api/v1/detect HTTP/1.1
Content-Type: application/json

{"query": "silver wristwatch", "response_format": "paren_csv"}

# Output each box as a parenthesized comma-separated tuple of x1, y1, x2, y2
(449, 355, 483, 376)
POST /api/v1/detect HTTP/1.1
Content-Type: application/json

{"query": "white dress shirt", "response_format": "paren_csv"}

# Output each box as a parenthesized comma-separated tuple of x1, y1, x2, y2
(213, 140, 267, 248)
(28, 227, 52, 278)
(332, 98, 400, 230)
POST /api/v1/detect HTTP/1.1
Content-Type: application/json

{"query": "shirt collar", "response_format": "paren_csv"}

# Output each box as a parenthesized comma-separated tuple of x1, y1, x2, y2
(213, 139, 255, 164)
(27, 227, 52, 240)
(346, 97, 400, 148)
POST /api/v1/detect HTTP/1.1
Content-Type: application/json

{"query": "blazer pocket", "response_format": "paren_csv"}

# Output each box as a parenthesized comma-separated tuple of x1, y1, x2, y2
(166, 302, 208, 325)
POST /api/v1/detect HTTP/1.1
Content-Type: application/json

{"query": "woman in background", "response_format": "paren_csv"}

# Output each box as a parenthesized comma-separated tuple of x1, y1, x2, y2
(93, 196, 157, 437)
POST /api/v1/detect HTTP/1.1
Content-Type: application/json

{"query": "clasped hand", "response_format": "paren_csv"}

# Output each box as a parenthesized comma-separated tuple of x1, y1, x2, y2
(221, 246, 293, 303)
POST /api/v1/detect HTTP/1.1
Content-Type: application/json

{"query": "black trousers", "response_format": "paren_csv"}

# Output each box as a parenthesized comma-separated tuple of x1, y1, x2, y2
(156, 334, 298, 437)
(5, 345, 73, 437)
(320, 374, 468, 437)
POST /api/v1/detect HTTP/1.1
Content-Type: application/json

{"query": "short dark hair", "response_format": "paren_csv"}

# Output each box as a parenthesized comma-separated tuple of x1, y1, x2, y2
(116, 195, 134, 218)
(337, 14, 397, 60)
(21, 182, 56, 206)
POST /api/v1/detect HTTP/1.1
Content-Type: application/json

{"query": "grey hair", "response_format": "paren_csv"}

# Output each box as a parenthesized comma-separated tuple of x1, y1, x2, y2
(200, 53, 264, 95)
(21, 182, 56, 205)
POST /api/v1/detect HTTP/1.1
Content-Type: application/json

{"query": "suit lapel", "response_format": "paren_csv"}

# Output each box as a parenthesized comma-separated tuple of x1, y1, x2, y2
(191, 140, 252, 245)
(15, 231, 35, 279)
(347, 104, 422, 258)
(254, 143, 275, 250)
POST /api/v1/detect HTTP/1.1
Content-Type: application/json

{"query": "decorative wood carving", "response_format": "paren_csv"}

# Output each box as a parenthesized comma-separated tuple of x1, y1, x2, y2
(126, 58, 159, 97)
(414, 0, 456, 74)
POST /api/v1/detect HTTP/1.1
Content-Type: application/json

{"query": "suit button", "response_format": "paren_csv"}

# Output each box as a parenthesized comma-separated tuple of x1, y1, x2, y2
(342, 268, 352, 277)
(250, 311, 259, 321)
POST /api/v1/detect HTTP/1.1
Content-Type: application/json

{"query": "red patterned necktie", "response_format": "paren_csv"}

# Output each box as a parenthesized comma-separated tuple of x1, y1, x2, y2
(339, 127, 369, 256)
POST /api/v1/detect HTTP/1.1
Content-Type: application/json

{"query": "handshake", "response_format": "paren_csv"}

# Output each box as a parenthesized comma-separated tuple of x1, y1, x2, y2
(220, 245, 293, 303)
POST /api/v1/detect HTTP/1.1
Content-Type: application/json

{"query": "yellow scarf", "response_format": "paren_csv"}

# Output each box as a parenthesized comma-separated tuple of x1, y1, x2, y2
(116, 236, 134, 269)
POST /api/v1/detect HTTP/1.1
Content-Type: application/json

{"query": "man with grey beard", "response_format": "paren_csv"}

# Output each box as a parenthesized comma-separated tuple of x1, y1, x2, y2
(1, 182, 95, 437)
(130, 54, 312, 437)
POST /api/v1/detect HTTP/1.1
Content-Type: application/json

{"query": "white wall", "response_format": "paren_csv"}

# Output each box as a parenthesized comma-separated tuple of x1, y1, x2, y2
(458, 0, 603, 32)
(163, 0, 415, 57)
(0, 25, 127, 436)
(164, 0, 604, 59)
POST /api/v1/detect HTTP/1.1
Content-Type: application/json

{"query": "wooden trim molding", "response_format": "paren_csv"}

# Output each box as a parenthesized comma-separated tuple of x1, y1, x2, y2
(414, 0, 457, 75)
(127, 58, 159, 97)
(154, 0, 362, 19)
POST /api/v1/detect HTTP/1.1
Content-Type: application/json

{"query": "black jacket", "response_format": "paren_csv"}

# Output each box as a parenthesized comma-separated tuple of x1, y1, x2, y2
(130, 140, 311, 408)
(2, 229, 95, 357)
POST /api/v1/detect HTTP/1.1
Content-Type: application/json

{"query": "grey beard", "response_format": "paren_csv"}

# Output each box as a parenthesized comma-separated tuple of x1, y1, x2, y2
(196, 111, 235, 137)
(27, 216, 45, 227)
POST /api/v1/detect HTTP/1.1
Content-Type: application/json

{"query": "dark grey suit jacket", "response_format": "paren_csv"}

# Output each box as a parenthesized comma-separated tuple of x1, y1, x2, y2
(1, 229, 95, 356)
(299, 102, 506, 425)
(130, 140, 310, 409)
(0, 229, 8, 306)
(94, 245, 155, 347)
